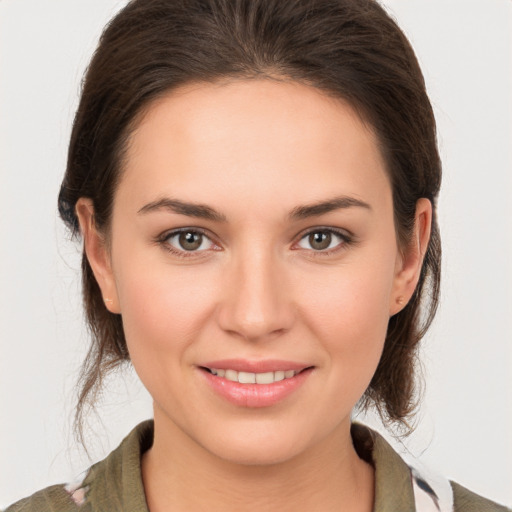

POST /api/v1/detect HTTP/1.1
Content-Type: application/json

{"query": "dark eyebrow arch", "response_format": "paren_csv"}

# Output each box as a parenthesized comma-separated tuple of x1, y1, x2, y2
(137, 198, 228, 222)
(138, 195, 371, 223)
(287, 195, 371, 221)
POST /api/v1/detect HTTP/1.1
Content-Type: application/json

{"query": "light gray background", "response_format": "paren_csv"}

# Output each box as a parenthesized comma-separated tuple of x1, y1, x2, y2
(1, 0, 511, 507)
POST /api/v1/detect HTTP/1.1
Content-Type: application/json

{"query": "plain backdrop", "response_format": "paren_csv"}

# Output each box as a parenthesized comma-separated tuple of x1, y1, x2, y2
(1, 0, 511, 508)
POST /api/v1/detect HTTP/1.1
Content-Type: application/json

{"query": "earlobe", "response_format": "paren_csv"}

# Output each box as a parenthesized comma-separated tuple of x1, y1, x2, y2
(390, 198, 432, 316)
(75, 198, 120, 314)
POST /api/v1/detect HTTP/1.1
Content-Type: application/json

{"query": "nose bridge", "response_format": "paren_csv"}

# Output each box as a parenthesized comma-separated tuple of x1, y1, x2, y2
(217, 240, 294, 341)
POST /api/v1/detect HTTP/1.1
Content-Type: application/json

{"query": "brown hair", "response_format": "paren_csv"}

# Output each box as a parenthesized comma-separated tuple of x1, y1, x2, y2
(58, 0, 441, 440)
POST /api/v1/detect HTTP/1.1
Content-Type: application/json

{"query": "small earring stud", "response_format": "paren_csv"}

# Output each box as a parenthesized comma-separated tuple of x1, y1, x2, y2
(396, 296, 405, 305)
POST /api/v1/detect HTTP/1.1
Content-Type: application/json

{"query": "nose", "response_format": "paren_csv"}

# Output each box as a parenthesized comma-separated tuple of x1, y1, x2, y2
(216, 247, 295, 342)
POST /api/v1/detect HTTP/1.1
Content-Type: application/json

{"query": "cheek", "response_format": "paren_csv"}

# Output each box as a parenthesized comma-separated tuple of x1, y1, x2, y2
(296, 253, 396, 369)
(114, 257, 220, 365)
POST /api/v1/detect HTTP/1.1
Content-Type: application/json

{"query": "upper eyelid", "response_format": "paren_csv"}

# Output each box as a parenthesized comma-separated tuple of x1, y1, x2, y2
(159, 226, 350, 242)
(296, 226, 352, 239)
(160, 226, 213, 239)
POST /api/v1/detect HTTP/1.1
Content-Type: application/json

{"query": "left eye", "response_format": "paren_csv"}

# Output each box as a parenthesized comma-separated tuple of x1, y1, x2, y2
(165, 230, 214, 252)
(297, 230, 347, 251)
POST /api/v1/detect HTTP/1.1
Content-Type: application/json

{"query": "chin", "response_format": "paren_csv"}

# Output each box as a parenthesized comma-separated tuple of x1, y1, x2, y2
(209, 441, 303, 467)
(197, 423, 317, 467)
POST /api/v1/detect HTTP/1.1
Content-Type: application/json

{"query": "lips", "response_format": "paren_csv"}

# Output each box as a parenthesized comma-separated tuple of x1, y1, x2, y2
(199, 358, 310, 373)
(198, 359, 314, 407)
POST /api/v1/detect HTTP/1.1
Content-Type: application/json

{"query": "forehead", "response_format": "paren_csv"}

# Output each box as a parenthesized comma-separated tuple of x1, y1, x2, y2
(119, 79, 391, 218)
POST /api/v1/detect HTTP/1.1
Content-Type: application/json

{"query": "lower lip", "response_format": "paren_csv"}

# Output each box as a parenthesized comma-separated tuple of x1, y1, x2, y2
(199, 367, 313, 408)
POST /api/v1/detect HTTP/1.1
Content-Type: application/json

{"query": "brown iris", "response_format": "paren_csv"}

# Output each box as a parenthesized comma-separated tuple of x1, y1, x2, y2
(309, 231, 332, 250)
(179, 231, 203, 250)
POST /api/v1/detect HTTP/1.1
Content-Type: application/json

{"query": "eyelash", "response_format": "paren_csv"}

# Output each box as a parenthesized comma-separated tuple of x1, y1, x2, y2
(156, 227, 354, 259)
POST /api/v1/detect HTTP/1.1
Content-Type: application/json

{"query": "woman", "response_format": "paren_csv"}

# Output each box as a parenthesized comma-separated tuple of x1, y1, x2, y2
(4, 0, 510, 510)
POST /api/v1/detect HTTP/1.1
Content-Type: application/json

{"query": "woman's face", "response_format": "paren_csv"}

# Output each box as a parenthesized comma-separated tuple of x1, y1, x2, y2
(81, 79, 422, 465)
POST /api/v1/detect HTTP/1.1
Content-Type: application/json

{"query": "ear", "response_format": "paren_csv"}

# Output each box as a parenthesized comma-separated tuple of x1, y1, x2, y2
(389, 198, 432, 316)
(75, 198, 121, 314)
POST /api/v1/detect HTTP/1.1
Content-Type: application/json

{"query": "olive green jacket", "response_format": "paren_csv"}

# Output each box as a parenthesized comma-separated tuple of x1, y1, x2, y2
(5, 420, 510, 511)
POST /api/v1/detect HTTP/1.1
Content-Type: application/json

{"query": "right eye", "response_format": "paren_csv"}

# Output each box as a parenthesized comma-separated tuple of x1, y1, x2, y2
(159, 228, 218, 258)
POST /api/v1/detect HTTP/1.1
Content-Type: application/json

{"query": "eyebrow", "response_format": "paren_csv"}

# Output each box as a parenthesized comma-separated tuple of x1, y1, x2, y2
(138, 198, 228, 222)
(137, 195, 371, 222)
(287, 195, 371, 220)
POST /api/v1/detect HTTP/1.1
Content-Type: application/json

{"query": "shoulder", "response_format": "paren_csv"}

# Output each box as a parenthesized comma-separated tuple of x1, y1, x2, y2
(451, 481, 511, 512)
(352, 423, 511, 512)
(3, 484, 86, 512)
(3, 420, 153, 512)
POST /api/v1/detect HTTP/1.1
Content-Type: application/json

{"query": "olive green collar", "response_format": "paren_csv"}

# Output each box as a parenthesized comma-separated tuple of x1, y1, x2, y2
(82, 420, 421, 511)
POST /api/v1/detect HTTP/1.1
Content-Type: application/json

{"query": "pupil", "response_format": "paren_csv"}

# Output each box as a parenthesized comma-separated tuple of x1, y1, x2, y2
(310, 231, 331, 250)
(179, 231, 202, 250)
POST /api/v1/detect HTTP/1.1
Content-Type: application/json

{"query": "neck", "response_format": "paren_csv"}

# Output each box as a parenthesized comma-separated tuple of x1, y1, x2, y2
(142, 407, 374, 512)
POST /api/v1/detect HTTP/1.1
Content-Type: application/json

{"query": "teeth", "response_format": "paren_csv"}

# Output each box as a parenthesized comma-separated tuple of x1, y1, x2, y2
(209, 368, 300, 384)
(238, 371, 256, 384)
(256, 372, 274, 384)
(274, 370, 285, 381)
(225, 369, 237, 381)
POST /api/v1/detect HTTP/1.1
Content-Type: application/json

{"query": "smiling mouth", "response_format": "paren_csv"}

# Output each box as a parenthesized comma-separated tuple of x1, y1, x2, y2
(201, 367, 312, 385)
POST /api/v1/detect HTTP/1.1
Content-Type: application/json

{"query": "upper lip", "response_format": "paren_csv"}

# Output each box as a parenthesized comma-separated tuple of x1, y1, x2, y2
(199, 359, 312, 373)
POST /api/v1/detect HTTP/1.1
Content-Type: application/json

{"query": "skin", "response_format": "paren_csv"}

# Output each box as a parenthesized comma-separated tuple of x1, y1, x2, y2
(77, 79, 431, 511)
